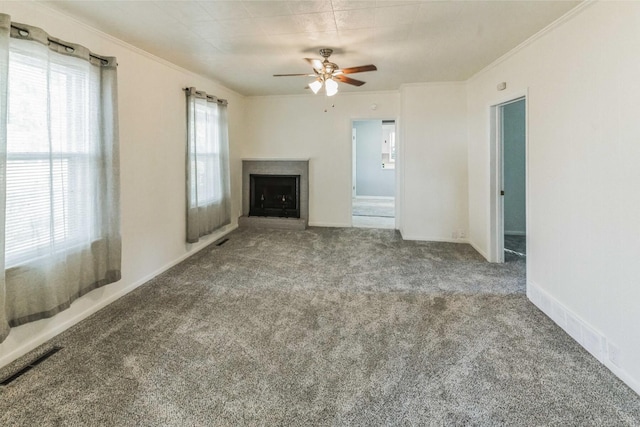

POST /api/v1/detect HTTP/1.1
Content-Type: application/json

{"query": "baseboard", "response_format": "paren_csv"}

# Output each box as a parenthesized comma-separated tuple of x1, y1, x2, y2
(401, 234, 469, 244)
(527, 280, 640, 396)
(0, 224, 238, 369)
(353, 196, 395, 200)
(468, 239, 490, 261)
(527, 280, 605, 360)
(602, 358, 640, 397)
(504, 230, 526, 236)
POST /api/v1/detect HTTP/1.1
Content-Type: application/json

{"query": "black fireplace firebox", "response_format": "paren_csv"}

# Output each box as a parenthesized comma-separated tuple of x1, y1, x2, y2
(249, 174, 300, 218)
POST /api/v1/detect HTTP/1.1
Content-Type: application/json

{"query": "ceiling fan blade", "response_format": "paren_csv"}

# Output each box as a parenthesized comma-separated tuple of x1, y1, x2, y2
(339, 64, 377, 74)
(305, 58, 324, 71)
(334, 75, 366, 86)
(273, 73, 315, 77)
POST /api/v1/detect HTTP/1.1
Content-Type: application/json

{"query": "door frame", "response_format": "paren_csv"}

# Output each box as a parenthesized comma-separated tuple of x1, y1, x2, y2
(489, 90, 528, 263)
(350, 118, 400, 229)
(352, 127, 357, 198)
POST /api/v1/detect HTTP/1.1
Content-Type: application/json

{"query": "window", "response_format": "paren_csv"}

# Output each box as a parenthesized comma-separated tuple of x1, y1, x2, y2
(381, 120, 396, 169)
(190, 100, 223, 206)
(185, 88, 231, 243)
(1, 14, 120, 340)
(5, 40, 99, 267)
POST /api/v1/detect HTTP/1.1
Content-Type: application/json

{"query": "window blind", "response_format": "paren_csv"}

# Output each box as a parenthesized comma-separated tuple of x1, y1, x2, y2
(5, 40, 98, 267)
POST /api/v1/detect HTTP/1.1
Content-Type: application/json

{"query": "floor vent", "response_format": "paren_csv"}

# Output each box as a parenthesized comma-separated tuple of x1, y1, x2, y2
(0, 346, 62, 386)
(216, 238, 229, 246)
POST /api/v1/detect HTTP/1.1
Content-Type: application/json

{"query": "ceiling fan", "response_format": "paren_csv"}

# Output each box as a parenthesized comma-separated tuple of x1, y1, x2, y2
(274, 48, 377, 96)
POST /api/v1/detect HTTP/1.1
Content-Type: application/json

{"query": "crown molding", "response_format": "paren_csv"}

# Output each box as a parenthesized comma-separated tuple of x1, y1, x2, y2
(468, 1, 595, 83)
(29, 2, 245, 100)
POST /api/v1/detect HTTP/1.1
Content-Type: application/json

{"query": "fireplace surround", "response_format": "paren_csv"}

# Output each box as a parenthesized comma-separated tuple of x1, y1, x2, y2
(240, 159, 309, 229)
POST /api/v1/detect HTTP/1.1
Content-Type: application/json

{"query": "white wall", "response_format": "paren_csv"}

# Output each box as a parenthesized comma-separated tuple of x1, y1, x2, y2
(0, 2, 245, 367)
(400, 83, 468, 242)
(243, 92, 399, 227)
(467, 2, 640, 393)
(354, 120, 395, 197)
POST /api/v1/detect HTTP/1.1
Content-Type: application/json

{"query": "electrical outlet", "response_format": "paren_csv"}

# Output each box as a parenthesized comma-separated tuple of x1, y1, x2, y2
(608, 342, 621, 367)
(459, 230, 466, 239)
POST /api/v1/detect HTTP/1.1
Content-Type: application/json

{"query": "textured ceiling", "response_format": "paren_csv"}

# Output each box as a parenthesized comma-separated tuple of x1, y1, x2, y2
(41, 0, 581, 96)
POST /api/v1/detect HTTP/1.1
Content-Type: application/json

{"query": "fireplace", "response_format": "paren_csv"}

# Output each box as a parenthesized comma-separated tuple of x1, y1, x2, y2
(241, 159, 309, 230)
(249, 174, 300, 218)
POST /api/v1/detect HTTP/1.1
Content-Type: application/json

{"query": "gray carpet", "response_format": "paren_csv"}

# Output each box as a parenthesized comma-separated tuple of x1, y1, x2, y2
(352, 198, 395, 218)
(1, 227, 638, 426)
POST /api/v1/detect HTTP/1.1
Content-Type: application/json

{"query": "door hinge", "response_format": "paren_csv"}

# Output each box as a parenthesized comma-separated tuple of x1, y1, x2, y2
(500, 190, 505, 196)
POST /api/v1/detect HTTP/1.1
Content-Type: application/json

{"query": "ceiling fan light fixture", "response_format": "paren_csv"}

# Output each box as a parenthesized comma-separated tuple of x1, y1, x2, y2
(325, 78, 338, 96)
(275, 48, 375, 95)
(309, 79, 323, 94)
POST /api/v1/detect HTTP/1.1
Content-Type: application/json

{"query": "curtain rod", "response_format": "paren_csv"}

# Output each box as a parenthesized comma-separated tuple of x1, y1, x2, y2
(183, 87, 228, 106)
(10, 24, 111, 66)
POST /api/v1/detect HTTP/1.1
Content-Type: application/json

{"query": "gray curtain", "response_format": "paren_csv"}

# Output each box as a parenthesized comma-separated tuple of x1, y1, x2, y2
(0, 15, 9, 342)
(0, 14, 121, 342)
(185, 87, 231, 243)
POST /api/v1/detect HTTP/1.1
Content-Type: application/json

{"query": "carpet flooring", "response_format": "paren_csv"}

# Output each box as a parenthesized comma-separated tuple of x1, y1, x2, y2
(351, 215, 395, 229)
(1, 227, 639, 426)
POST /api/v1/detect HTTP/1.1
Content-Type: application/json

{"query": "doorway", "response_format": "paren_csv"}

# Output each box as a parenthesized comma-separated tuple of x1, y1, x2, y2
(490, 95, 527, 263)
(351, 119, 396, 229)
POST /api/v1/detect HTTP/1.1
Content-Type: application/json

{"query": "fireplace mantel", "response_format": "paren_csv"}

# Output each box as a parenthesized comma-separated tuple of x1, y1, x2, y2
(239, 159, 309, 230)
